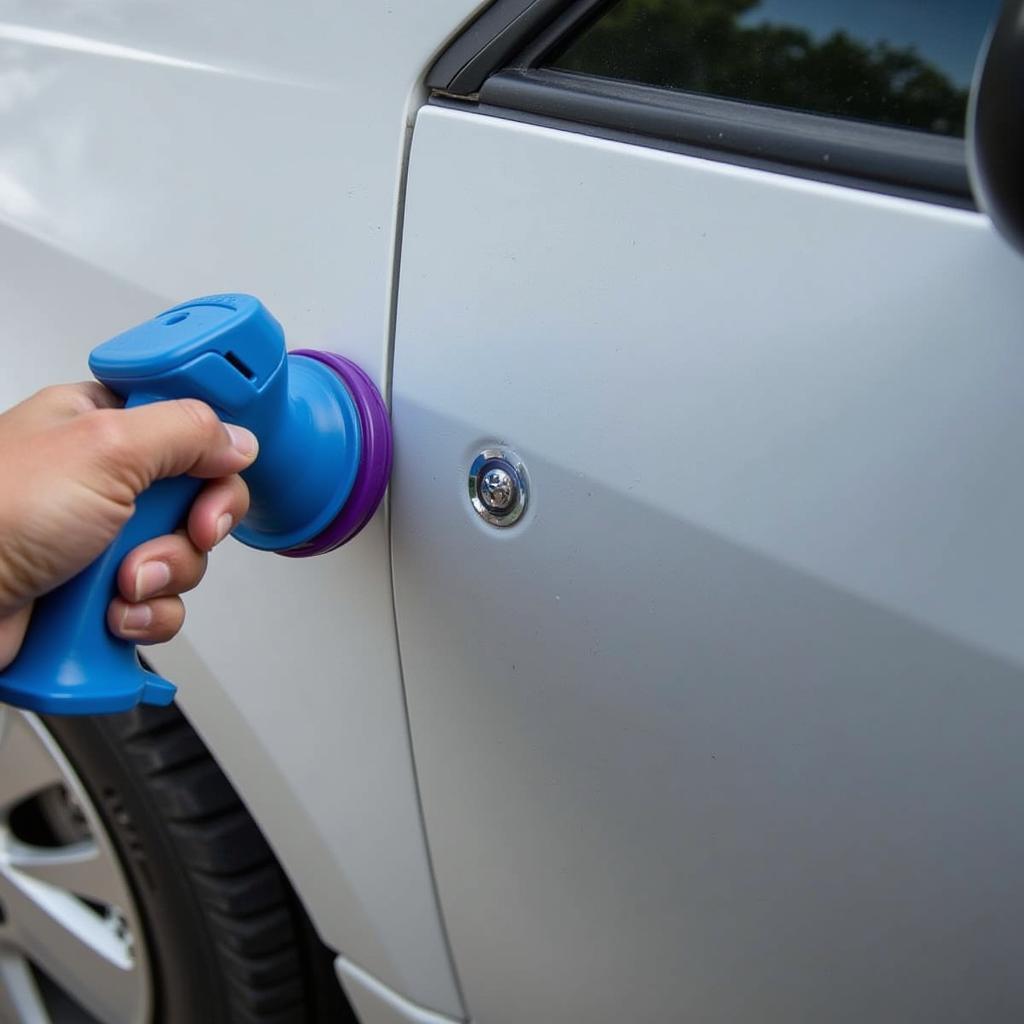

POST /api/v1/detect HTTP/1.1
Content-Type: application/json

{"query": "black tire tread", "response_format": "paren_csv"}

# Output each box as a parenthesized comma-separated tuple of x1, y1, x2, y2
(89, 702, 342, 1023)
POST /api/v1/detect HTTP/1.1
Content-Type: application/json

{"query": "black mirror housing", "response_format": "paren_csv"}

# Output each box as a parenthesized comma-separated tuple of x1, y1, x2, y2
(969, 0, 1024, 256)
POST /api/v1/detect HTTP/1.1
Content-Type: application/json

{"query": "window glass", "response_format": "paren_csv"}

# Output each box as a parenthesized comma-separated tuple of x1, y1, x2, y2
(547, 0, 998, 136)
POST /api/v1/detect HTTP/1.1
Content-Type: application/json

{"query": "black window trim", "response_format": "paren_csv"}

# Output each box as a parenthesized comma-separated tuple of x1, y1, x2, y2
(429, 0, 977, 206)
(428, 0, 575, 96)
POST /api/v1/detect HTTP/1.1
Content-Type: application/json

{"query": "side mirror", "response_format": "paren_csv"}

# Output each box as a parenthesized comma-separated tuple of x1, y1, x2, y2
(968, 0, 1024, 256)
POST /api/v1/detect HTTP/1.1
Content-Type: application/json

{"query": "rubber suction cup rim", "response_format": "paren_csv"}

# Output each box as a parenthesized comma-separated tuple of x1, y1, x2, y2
(278, 351, 392, 557)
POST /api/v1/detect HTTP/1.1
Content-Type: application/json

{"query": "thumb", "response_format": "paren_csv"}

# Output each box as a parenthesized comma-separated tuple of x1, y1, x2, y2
(85, 399, 258, 491)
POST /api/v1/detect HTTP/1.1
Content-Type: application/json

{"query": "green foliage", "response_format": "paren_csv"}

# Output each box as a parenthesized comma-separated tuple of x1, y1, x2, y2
(551, 0, 968, 136)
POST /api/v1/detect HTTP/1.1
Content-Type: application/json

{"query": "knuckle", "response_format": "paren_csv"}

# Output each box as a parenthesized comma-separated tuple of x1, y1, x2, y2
(189, 552, 209, 584)
(35, 383, 91, 415)
(167, 549, 204, 590)
(32, 383, 68, 405)
(77, 408, 127, 455)
(156, 598, 186, 635)
(227, 474, 250, 504)
(236, 483, 252, 515)
(175, 399, 221, 439)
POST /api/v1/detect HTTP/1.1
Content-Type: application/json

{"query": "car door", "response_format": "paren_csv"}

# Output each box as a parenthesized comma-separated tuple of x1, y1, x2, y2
(391, 1, 1024, 1021)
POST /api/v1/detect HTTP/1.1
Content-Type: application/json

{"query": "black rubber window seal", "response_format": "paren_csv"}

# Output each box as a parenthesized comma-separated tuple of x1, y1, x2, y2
(478, 68, 970, 201)
(428, 0, 578, 96)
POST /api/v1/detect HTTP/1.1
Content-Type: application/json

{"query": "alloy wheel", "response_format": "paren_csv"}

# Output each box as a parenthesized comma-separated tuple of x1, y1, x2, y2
(0, 707, 152, 1023)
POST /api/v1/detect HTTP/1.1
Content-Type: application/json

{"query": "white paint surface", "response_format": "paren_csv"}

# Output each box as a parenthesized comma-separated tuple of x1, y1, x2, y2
(337, 956, 464, 1024)
(392, 106, 1024, 1023)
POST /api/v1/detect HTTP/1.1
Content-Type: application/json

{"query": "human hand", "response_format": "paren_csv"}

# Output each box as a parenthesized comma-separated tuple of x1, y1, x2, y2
(0, 383, 258, 670)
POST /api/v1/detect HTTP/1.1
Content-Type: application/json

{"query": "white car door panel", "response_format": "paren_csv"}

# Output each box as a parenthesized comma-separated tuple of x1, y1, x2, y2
(391, 105, 1024, 1022)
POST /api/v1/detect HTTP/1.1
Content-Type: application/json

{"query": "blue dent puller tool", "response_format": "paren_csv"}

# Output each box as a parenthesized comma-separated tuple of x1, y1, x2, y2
(0, 294, 392, 715)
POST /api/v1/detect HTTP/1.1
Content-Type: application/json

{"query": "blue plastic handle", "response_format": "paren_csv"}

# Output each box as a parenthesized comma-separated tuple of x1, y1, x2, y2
(0, 471, 200, 713)
(0, 294, 362, 714)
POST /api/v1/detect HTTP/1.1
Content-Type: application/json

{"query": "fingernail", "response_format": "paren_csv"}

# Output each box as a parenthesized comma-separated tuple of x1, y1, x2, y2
(214, 513, 233, 546)
(224, 423, 258, 458)
(121, 603, 153, 631)
(134, 561, 171, 601)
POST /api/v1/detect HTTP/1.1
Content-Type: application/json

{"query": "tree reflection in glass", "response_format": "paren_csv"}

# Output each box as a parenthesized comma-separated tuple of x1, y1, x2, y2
(548, 0, 999, 136)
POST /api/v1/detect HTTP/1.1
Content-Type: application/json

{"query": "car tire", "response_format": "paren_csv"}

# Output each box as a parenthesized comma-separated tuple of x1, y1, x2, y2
(41, 701, 352, 1024)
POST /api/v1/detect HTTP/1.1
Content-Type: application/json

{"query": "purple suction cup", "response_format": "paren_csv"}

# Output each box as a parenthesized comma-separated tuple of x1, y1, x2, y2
(279, 350, 393, 557)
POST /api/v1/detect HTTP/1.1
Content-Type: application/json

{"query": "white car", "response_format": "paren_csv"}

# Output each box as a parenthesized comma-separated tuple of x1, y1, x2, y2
(1, 1, 1022, 1021)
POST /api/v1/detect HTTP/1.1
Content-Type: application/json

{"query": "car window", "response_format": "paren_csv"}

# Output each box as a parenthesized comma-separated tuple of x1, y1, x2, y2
(547, 0, 999, 137)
